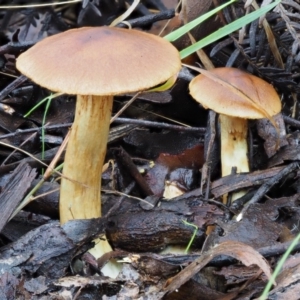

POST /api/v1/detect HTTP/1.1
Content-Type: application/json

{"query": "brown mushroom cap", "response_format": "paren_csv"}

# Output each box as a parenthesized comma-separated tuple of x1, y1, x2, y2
(16, 27, 181, 95)
(189, 67, 281, 119)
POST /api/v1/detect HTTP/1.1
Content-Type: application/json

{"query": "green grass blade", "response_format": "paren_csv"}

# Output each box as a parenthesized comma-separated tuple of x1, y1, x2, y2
(182, 220, 198, 253)
(260, 232, 300, 299)
(164, 0, 237, 42)
(179, 0, 281, 59)
(24, 92, 62, 118)
(41, 95, 52, 160)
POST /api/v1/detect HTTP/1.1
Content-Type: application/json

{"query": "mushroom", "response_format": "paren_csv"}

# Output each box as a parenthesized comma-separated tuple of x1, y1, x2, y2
(16, 26, 181, 273)
(189, 67, 281, 202)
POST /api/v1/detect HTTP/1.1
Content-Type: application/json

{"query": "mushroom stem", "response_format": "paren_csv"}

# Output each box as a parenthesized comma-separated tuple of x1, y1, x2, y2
(219, 114, 249, 202)
(60, 94, 113, 223)
(60, 95, 120, 278)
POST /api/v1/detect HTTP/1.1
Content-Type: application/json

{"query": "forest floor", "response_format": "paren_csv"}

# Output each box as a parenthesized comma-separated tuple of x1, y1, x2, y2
(0, 0, 300, 299)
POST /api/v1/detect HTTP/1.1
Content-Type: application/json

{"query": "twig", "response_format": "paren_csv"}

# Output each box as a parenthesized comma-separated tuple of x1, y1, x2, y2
(283, 114, 300, 128)
(114, 117, 206, 133)
(116, 9, 175, 29)
(0, 75, 27, 101)
(0, 117, 205, 141)
(237, 162, 299, 221)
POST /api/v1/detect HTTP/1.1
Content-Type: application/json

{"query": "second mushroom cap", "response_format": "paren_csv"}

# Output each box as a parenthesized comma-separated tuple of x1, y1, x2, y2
(189, 67, 281, 119)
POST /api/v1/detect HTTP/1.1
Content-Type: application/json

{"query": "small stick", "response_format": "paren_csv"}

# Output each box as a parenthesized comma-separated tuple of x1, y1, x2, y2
(114, 117, 206, 133)
(0, 117, 205, 141)
(0, 75, 27, 101)
(237, 162, 298, 221)
(0, 41, 35, 54)
(283, 114, 300, 128)
(116, 9, 175, 29)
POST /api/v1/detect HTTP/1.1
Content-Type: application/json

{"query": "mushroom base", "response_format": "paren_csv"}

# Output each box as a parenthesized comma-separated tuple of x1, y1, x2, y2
(60, 94, 113, 224)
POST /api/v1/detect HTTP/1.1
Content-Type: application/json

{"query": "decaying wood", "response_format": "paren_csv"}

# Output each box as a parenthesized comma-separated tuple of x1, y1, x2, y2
(107, 210, 205, 252)
(106, 196, 224, 251)
(256, 113, 288, 158)
(0, 218, 106, 279)
(0, 162, 36, 232)
(211, 166, 286, 198)
(268, 144, 300, 167)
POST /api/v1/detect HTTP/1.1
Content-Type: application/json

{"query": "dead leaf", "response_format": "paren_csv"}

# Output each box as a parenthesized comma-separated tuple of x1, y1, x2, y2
(145, 144, 204, 196)
(163, 241, 272, 294)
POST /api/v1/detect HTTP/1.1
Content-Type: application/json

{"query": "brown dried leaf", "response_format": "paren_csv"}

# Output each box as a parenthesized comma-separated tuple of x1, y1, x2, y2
(145, 144, 204, 196)
(164, 241, 272, 294)
(157, 144, 204, 170)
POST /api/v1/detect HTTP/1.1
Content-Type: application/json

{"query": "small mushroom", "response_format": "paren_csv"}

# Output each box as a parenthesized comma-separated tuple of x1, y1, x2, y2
(16, 26, 181, 273)
(189, 67, 281, 202)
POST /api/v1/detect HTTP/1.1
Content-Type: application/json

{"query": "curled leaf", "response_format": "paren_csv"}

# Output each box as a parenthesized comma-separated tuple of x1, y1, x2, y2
(164, 240, 273, 294)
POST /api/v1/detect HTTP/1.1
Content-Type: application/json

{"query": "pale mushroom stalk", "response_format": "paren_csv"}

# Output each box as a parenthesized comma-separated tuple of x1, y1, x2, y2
(219, 115, 249, 202)
(59, 95, 113, 223)
(59, 95, 117, 277)
(219, 115, 249, 176)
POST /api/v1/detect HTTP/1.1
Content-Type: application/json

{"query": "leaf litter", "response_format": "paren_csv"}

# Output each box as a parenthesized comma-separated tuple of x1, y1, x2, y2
(0, 0, 300, 299)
